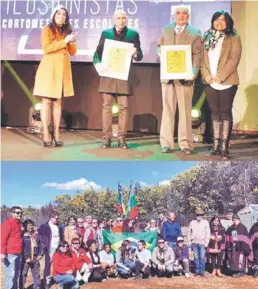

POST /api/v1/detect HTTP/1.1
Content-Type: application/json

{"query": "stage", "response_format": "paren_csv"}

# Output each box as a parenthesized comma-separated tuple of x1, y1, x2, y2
(2, 128, 258, 161)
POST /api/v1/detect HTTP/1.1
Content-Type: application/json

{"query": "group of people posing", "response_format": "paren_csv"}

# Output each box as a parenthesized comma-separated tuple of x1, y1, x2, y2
(1, 206, 258, 289)
(33, 5, 242, 160)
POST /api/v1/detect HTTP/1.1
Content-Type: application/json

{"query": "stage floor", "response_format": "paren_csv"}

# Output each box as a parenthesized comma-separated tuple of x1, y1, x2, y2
(2, 128, 258, 161)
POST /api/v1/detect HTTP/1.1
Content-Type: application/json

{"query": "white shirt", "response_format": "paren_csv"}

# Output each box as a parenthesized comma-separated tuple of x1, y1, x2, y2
(175, 25, 186, 34)
(99, 250, 114, 265)
(208, 35, 232, 90)
(136, 248, 151, 265)
(49, 221, 60, 251)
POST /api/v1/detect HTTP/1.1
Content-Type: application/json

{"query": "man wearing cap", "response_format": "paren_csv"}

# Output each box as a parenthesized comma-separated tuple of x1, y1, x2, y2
(225, 215, 252, 278)
(157, 5, 202, 154)
(188, 208, 210, 277)
(221, 209, 234, 231)
(173, 236, 191, 278)
(93, 10, 143, 149)
(151, 237, 175, 277)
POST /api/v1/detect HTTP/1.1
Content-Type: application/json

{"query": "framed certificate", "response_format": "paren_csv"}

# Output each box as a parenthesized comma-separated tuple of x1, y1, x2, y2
(160, 45, 192, 80)
(100, 39, 134, 81)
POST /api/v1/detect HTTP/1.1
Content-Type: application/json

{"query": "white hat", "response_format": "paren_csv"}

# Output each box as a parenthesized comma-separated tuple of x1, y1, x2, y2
(177, 236, 184, 242)
(51, 5, 66, 21)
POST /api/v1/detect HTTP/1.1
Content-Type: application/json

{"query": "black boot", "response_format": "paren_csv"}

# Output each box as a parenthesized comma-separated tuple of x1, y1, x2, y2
(208, 120, 221, 155)
(221, 120, 232, 160)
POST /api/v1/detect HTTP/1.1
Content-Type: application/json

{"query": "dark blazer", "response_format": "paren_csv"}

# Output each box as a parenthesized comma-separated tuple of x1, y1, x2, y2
(201, 34, 242, 85)
(38, 221, 63, 251)
(93, 26, 143, 95)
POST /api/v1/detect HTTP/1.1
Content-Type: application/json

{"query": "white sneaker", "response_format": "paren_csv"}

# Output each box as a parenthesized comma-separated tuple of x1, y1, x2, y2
(185, 273, 190, 278)
(76, 271, 82, 281)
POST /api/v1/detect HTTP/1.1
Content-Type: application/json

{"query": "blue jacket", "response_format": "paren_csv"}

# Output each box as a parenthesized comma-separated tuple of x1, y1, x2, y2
(22, 231, 44, 260)
(173, 244, 189, 261)
(162, 220, 182, 242)
(38, 222, 63, 251)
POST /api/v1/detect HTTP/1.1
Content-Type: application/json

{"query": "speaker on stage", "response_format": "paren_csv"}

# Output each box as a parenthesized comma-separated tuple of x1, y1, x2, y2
(133, 114, 158, 134)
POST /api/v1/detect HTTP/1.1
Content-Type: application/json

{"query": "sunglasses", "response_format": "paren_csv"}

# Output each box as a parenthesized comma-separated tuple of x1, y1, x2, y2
(197, 214, 204, 216)
(117, 219, 122, 222)
(72, 243, 80, 245)
(158, 242, 165, 244)
(14, 211, 22, 215)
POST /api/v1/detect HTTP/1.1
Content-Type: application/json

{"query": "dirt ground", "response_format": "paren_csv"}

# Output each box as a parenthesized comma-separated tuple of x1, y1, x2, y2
(1, 264, 258, 289)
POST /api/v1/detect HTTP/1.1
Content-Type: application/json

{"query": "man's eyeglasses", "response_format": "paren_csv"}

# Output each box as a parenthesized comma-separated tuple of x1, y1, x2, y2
(14, 211, 22, 215)
(158, 241, 165, 244)
(197, 214, 204, 217)
(117, 219, 122, 222)
(72, 242, 80, 245)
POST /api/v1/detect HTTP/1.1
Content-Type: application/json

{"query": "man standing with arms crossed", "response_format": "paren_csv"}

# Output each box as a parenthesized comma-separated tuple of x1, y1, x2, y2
(157, 5, 202, 154)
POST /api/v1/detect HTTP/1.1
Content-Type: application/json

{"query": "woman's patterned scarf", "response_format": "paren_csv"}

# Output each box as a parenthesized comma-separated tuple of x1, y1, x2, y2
(204, 29, 225, 50)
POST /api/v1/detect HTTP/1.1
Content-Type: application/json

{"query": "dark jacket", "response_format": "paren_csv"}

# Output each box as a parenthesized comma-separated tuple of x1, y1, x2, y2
(93, 26, 143, 95)
(22, 231, 44, 260)
(162, 220, 182, 242)
(173, 244, 189, 261)
(38, 221, 63, 251)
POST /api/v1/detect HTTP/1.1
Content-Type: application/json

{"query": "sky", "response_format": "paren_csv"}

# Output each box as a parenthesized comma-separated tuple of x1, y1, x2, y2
(1, 161, 198, 207)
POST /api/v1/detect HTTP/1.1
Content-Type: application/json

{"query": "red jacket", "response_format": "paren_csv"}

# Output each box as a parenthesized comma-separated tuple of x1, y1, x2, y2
(52, 252, 76, 276)
(71, 248, 92, 270)
(1, 217, 22, 255)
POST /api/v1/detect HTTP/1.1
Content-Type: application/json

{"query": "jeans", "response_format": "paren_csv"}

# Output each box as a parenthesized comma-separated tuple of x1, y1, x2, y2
(167, 241, 177, 248)
(20, 259, 41, 289)
(4, 254, 22, 289)
(54, 274, 79, 289)
(192, 243, 206, 274)
(116, 260, 135, 276)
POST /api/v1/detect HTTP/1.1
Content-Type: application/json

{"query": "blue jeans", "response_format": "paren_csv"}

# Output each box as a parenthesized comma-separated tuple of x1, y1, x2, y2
(167, 241, 177, 248)
(54, 274, 79, 289)
(117, 260, 135, 276)
(192, 243, 206, 274)
(4, 254, 22, 289)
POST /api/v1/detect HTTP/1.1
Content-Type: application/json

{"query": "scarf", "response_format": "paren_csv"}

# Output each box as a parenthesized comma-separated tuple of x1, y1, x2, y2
(204, 29, 225, 50)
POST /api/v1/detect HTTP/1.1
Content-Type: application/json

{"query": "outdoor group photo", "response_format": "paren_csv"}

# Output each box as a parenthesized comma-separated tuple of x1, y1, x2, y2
(1, 161, 258, 289)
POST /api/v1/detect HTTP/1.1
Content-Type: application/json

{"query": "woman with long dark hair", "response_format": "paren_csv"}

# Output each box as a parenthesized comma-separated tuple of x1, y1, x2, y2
(116, 240, 136, 278)
(208, 216, 225, 277)
(201, 11, 242, 159)
(33, 5, 77, 147)
(52, 241, 79, 289)
(86, 240, 107, 282)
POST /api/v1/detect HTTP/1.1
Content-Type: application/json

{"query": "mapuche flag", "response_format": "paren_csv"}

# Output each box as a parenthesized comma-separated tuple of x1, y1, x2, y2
(103, 231, 158, 256)
(117, 182, 126, 215)
(128, 182, 138, 219)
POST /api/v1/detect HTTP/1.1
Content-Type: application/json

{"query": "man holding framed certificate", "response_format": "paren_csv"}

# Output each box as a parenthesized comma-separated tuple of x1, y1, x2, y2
(157, 5, 202, 155)
(93, 10, 143, 149)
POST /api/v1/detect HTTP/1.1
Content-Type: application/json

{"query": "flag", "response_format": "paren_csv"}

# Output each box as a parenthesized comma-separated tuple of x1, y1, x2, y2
(117, 182, 123, 214)
(117, 182, 127, 215)
(102, 231, 158, 256)
(128, 181, 138, 219)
